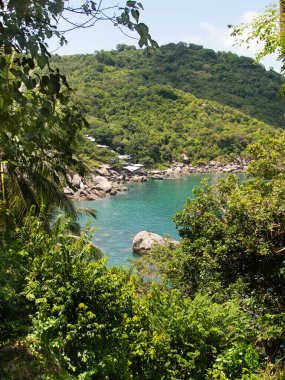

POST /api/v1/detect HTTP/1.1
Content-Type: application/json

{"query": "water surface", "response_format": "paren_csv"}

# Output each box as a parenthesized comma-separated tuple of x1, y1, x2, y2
(78, 173, 224, 266)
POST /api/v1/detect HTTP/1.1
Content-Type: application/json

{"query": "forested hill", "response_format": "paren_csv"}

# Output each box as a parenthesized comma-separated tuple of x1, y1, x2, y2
(117, 43, 285, 128)
(51, 43, 283, 166)
(58, 42, 285, 128)
(109, 43, 285, 127)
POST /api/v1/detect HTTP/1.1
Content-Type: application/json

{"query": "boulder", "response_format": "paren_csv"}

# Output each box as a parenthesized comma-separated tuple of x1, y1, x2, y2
(79, 189, 88, 197)
(132, 175, 140, 182)
(173, 167, 182, 176)
(63, 187, 74, 195)
(132, 175, 148, 182)
(109, 169, 120, 176)
(72, 174, 82, 189)
(165, 168, 174, 176)
(117, 186, 129, 192)
(132, 231, 164, 254)
(151, 175, 164, 180)
(79, 181, 87, 190)
(92, 176, 112, 192)
(93, 189, 106, 198)
(87, 193, 99, 200)
(96, 165, 110, 176)
(73, 189, 88, 200)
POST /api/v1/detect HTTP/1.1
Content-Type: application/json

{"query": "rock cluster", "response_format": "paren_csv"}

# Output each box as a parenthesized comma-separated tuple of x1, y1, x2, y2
(132, 231, 179, 254)
(149, 159, 248, 178)
(64, 164, 148, 201)
(64, 174, 128, 201)
(64, 159, 248, 201)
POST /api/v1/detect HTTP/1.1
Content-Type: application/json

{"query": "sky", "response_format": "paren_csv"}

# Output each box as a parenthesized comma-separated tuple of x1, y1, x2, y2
(50, 0, 280, 71)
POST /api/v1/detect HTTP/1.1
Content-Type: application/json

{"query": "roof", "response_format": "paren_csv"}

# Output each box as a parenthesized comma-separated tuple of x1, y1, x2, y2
(123, 165, 142, 172)
(118, 155, 131, 160)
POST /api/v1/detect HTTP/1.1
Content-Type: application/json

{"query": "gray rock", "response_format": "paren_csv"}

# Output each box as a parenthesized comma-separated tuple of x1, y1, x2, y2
(88, 193, 100, 200)
(165, 168, 174, 176)
(132, 231, 179, 255)
(79, 189, 88, 197)
(63, 187, 74, 195)
(80, 181, 87, 190)
(96, 165, 110, 176)
(173, 167, 182, 176)
(93, 189, 106, 198)
(72, 174, 82, 189)
(151, 175, 164, 180)
(92, 176, 112, 192)
(132, 231, 164, 254)
(117, 186, 129, 192)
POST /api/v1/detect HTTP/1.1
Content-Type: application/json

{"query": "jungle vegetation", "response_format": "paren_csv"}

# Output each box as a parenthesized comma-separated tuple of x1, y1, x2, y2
(51, 43, 285, 167)
(1, 0, 285, 379)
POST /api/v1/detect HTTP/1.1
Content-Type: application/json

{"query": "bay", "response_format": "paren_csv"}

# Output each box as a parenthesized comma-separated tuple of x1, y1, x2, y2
(77, 173, 225, 266)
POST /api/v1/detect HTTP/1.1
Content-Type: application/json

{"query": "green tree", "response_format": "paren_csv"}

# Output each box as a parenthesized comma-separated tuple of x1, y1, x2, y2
(0, 0, 156, 230)
(137, 133, 285, 365)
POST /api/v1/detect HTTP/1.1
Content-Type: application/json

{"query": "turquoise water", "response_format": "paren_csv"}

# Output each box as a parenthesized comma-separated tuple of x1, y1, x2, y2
(77, 173, 225, 266)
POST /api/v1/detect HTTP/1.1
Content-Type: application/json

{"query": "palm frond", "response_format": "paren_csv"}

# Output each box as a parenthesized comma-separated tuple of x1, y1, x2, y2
(75, 207, 97, 219)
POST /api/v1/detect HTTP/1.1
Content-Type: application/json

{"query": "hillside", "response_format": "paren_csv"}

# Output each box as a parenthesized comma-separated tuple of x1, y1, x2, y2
(95, 42, 285, 128)
(51, 43, 283, 166)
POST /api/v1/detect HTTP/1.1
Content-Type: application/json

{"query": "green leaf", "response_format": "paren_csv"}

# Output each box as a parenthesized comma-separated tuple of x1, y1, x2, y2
(37, 55, 48, 69)
(131, 9, 140, 23)
(45, 29, 53, 39)
(48, 77, 60, 93)
(82, 3, 90, 15)
(126, 1, 136, 6)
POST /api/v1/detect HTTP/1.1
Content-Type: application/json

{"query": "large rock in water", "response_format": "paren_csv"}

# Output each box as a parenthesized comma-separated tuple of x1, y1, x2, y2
(132, 231, 165, 254)
(92, 176, 112, 192)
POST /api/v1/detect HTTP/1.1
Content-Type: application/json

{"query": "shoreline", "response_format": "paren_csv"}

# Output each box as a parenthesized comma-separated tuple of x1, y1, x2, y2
(64, 160, 248, 201)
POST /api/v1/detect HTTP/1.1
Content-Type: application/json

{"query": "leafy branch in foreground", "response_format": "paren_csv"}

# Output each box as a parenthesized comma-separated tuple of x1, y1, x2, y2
(231, 4, 280, 63)
(135, 132, 285, 367)
(0, 0, 156, 230)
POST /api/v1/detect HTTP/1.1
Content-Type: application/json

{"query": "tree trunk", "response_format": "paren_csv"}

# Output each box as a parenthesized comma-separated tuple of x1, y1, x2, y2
(280, 1, 285, 44)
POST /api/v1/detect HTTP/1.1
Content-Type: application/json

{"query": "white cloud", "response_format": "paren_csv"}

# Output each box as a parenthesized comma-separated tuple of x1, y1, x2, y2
(199, 21, 233, 49)
(185, 10, 281, 72)
(240, 10, 259, 23)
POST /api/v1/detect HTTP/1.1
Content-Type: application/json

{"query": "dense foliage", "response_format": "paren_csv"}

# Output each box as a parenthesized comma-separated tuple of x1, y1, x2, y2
(0, 215, 272, 379)
(136, 133, 285, 377)
(52, 47, 282, 167)
(2, 1, 285, 379)
(1, 135, 285, 378)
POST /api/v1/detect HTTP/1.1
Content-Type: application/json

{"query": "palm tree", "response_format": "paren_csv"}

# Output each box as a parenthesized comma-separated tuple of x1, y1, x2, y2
(0, 53, 94, 234)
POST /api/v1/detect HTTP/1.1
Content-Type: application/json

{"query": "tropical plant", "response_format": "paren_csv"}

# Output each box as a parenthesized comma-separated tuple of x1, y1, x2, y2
(0, 0, 156, 231)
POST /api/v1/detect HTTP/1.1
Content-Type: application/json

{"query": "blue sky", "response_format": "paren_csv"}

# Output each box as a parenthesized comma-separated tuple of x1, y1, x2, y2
(51, 1, 280, 71)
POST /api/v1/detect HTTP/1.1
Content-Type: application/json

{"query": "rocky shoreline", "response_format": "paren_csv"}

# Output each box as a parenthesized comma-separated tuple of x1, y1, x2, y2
(64, 159, 248, 201)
